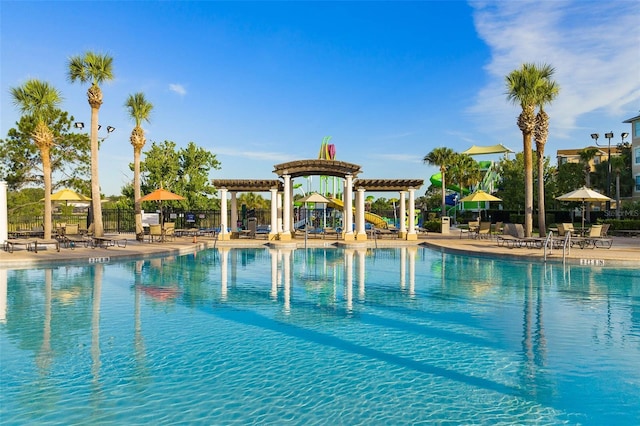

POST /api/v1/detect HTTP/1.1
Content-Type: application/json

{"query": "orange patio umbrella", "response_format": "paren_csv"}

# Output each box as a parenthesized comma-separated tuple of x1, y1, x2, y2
(139, 188, 185, 224)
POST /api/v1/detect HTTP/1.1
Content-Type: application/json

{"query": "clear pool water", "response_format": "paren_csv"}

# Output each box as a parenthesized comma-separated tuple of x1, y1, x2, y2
(1, 247, 639, 425)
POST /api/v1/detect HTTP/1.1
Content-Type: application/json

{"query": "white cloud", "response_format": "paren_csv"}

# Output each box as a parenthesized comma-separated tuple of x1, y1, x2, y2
(169, 83, 187, 96)
(468, 1, 640, 139)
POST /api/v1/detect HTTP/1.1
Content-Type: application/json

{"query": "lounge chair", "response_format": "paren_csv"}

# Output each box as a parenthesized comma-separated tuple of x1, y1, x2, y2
(492, 221, 503, 238)
(4, 238, 36, 253)
(92, 234, 128, 248)
(497, 224, 527, 248)
(30, 238, 60, 253)
(63, 224, 92, 249)
(322, 227, 339, 239)
(375, 226, 398, 239)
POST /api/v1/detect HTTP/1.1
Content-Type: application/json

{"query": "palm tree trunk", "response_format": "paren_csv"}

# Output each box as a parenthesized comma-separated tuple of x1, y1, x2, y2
(42, 146, 53, 240)
(536, 150, 546, 237)
(134, 148, 143, 240)
(523, 132, 534, 237)
(615, 173, 621, 220)
(90, 105, 104, 237)
(441, 169, 446, 218)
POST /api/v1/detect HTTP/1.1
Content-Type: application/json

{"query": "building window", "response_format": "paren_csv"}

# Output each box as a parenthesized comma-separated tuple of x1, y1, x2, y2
(636, 175, 640, 192)
(636, 122, 640, 138)
(636, 148, 640, 164)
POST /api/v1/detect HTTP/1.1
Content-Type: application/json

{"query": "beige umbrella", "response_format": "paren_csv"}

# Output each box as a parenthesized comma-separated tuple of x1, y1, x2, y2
(299, 193, 331, 229)
(459, 190, 502, 203)
(140, 188, 185, 224)
(49, 189, 91, 203)
(299, 192, 332, 204)
(556, 186, 611, 229)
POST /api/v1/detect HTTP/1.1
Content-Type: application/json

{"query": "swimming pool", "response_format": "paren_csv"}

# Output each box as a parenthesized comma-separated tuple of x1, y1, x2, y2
(1, 247, 639, 424)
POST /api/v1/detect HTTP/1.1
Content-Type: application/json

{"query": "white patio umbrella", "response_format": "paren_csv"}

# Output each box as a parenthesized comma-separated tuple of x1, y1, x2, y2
(556, 186, 611, 229)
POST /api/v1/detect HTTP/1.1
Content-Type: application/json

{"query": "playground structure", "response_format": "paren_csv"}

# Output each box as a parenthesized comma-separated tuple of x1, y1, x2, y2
(429, 144, 512, 220)
(213, 138, 424, 241)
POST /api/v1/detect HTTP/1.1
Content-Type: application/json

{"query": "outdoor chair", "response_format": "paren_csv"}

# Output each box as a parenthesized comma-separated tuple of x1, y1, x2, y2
(571, 224, 613, 249)
(164, 222, 176, 241)
(148, 224, 163, 243)
(460, 219, 480, 239)
(557, 223, 575, 237)
(473, 221, 492, 239)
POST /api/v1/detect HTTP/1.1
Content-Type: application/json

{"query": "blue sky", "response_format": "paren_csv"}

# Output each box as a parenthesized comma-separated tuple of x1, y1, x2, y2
(2, 1, 639, 197)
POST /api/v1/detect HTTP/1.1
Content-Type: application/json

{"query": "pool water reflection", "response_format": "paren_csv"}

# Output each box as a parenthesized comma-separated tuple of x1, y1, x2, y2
(1, 247, 639, 424)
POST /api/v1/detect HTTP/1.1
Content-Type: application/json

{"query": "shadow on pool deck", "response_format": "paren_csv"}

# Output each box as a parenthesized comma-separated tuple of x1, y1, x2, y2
(1, 228, 638, 268)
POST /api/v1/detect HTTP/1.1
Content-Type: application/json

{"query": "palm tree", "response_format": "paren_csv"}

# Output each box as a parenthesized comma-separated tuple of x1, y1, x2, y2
(125, 93, 153, 241)
(506, 63, 555, 237)
(67, 51, 114, 237)
(10, 79, 62, 239)
(449, 153, 481, 194)
(423, 147, 456, 217)
(579, 147, 599, 223)
(533, 76, 560, 237)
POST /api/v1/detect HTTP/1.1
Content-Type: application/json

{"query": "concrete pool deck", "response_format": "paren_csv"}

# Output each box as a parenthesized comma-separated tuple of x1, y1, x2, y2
(1, 228, 638, 268)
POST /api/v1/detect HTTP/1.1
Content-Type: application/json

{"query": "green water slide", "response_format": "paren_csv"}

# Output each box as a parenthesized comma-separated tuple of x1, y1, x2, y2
(429, 173, 470, 196)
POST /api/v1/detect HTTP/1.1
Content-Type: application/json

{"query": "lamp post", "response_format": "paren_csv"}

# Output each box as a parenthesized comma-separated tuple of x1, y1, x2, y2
(73, 122, 115, 228)
(592, 131, 614, 211)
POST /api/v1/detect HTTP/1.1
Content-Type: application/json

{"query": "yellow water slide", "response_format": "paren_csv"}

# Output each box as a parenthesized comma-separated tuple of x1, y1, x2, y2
(329, 198, 389, 229)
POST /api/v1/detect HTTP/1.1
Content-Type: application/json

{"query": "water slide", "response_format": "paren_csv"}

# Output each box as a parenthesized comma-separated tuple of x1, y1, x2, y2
(329, 198, 390, 229)
(429, 173, 471, 198)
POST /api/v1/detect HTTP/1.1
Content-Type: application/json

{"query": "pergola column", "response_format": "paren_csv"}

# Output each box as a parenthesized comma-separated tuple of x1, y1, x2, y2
(277, 193, 283, 233)
(407, 187, 418, 240)
(398, 191, 407, 238)
(280, 174, 292, 241)
(219, 188, 230, 240)
(343, 174, 354, 241)
(230, 192, 238, 231)
(356, 187, 367, 240)
(269, 188, 278, 240)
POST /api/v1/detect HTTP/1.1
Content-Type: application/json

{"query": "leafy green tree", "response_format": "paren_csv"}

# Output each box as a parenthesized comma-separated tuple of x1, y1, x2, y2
(506, 63, 556, 237)
(238, 192, 269, 210)
(125, 92, 154, 239)
(0, 109, 90, 192)
(68, 51, 115, 237)
(555, 162, 583, 197)
(610, 155, 628, 219)
(9, 79, 62, 239)
(7, 188, 45, 218)
(137, 140, 221, 211)
(423, 147, 456, 217)
(449, 153, 481, 194)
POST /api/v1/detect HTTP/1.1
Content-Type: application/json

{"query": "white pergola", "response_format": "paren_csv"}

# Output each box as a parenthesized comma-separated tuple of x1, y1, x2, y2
(213, 159, 423, 241)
